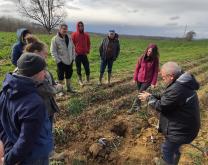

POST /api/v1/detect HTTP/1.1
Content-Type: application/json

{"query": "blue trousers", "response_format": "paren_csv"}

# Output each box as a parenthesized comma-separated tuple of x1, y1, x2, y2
(100, 59, 114, 74)
(161, 139, 182, 164)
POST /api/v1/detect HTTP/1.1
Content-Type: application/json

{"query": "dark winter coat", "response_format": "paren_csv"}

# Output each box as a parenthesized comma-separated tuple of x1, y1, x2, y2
(148, 72, 200, 144)
(0, 73, 53, 165)
(99, 36, 120, 61)
(11, 28, 29, 66)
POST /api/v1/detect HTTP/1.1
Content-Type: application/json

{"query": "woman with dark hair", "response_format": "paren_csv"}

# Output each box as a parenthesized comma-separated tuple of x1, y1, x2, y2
(128, 43, 159, 114)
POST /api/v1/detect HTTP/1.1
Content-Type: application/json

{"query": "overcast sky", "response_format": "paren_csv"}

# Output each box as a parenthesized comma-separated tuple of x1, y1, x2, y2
(0, 0, 208, 38)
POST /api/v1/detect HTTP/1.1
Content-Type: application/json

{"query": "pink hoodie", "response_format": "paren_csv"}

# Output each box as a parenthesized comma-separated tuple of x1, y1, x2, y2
(133, 44, 159, 85)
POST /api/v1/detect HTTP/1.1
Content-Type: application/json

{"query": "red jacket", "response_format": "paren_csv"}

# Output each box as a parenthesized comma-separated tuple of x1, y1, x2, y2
(71, 22, 91, 55)
(133, 55, 159, 85)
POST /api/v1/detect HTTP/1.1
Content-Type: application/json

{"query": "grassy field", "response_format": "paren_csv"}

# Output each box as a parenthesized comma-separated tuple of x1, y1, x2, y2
(1, 31, 208, 85)
(1, 31, 208, 164)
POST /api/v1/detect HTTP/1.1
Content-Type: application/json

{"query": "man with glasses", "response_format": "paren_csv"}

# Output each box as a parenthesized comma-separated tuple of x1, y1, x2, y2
(138, 62, 200, 165)
(72, 21, 91, 86)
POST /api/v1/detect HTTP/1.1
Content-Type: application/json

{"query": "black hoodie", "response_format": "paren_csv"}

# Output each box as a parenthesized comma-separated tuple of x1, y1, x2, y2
(148, 72, 200, 144)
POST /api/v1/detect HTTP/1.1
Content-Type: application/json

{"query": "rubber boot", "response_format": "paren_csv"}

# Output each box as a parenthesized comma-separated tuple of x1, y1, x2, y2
(86, 75, 91, 85)
(127, 97, 141, 114)
(86, 75, 90, 82)
(98, 73, 104, 86)
(107, 73, 112, 87)
(78, 75, 84, 86)
(66, 79, 76, 93)
(57, 80, 65, 96)
(59, 80, 64, 85)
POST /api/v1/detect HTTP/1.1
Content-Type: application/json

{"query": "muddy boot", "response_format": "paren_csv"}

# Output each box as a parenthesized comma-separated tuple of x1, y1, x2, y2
(153, 157, 173, 165)
(57, 80, 65, 96)
(78, 75, 84, 86)
(86, 75, 90, 82)
(173, 153, 181, 165)
(98, 73, 104, 86)
(66, 79, 76, 93)
(107, 73, 112, 87)
(127, 97, 141, 114)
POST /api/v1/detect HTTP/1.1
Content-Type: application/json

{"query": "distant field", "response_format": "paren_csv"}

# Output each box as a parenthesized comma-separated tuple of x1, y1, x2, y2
(1, 31, 208, 85)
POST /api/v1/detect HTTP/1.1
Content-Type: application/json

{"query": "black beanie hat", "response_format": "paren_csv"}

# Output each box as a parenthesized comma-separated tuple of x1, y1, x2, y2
(17, 53, 46, 77)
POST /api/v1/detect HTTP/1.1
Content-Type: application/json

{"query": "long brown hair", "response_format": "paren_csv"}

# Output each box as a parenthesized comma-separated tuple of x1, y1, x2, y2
(24, 35, 47, 53)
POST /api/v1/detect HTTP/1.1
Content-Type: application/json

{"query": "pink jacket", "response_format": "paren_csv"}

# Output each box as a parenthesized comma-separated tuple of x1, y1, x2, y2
(133, 55, 159, 85)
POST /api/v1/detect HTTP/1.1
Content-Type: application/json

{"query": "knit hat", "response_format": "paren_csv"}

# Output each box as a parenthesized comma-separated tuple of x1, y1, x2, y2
(17, 53, 46, 77)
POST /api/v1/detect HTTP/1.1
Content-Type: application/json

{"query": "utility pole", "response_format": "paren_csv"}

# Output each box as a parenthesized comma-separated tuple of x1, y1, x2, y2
(183, 24, 188, 37)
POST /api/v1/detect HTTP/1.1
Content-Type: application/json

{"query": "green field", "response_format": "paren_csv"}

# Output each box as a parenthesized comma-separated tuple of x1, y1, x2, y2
(1, 31, 208, 164)
(1, 31, 208, 85)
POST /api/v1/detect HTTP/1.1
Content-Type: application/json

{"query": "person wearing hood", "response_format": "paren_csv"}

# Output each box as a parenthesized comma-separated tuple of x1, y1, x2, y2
(50, 23, 76, 93)
(128, 43, 159, 114)
(71, 21, 91, 86)
(0, 53, 53, 165)
(98, 30, 120, 86)
(139, 62, 201, 165)
(11, 28, 31, 66)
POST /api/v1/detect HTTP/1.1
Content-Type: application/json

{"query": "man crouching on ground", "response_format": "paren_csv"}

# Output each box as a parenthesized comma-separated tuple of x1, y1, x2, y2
(0, 53, 53, 165)
(139, 62, 200, 165)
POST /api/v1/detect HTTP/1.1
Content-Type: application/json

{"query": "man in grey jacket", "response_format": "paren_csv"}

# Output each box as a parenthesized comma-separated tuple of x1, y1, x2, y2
(50, 23, 75, 93)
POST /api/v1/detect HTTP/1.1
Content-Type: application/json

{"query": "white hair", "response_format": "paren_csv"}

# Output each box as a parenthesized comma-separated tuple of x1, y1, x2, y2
(161, 62, 182, 77)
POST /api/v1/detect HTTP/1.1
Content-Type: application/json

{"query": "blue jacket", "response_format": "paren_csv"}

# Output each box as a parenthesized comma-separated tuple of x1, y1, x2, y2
(0, 73, 53, 165)
(11, 28, 28, 66)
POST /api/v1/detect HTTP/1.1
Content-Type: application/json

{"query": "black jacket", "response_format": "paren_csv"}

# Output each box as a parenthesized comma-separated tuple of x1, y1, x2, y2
(148, 72, 200, 144)
(99, 36, 120, 61)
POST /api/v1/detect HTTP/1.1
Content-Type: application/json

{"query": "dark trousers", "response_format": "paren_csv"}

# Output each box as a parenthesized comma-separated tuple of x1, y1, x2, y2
(75, 55, 90, 76)
(137, 81, 150, 92)
(57, 61, 73, 81)
(135, 82, 151, 106)
(100, 59, 114, 74)
(161, 139, 182, 164)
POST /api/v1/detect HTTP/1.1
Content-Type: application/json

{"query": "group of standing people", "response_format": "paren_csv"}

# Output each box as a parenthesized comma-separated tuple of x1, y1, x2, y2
(0, 21, 201, 165)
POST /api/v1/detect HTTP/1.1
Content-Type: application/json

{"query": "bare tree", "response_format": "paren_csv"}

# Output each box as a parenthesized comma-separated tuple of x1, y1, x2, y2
(18, 0, 66, 34)
(185, 31, 196, 41)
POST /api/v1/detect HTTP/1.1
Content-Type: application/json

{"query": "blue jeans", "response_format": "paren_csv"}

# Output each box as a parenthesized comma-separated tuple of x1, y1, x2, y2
(100, 59, 114, 74)
(21, 157, 49, 165)
(161, 139, 182, 164)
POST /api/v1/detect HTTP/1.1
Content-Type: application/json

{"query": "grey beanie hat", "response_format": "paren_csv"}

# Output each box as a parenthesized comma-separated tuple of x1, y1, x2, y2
(17, 53, 46, 77)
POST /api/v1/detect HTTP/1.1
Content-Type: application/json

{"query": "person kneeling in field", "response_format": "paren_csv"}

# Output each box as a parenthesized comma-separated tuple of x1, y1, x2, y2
(24, 35, 62, 125)
(139, 62, 200, 165)
(128, 43, 159, 114)
(0, 53, 53, 165)
(98, 30, 120, 86)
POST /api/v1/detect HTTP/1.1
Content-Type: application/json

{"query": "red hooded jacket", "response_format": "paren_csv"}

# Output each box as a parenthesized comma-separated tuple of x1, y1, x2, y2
(71, 21, 91, 55)
(133, 44, 159, 85)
